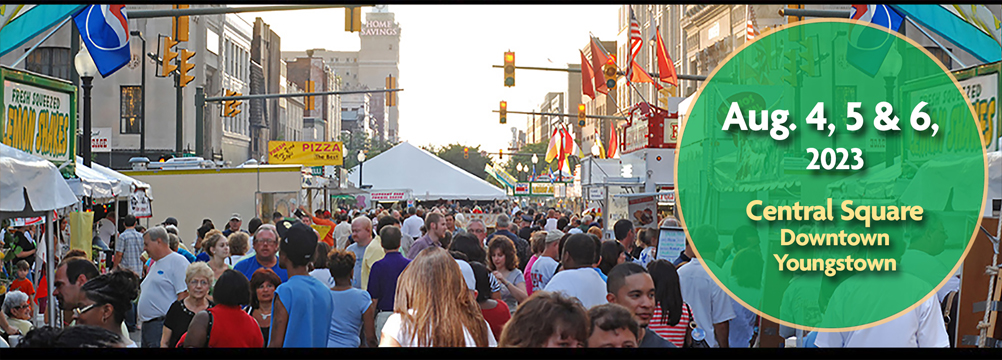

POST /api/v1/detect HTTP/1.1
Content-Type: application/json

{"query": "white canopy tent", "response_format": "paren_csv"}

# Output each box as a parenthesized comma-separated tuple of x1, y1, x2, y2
(89, 159, 153, 200)
(1, 143, 77, 328)
(67, 156, 124, 201)
(348, 142, 506, 201)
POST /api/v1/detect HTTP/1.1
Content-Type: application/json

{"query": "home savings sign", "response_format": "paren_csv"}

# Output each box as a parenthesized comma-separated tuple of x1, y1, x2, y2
(1, 66, 76, 174)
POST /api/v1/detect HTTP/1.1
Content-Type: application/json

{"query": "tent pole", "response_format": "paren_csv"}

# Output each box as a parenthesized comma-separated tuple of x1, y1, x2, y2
(46, 212, 56, 327)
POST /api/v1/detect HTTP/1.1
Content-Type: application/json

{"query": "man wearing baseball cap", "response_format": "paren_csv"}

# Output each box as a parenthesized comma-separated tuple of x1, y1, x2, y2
(268, 220, 334, 348)
(528, 230, 564, 291)
(223, 213, 248, 237)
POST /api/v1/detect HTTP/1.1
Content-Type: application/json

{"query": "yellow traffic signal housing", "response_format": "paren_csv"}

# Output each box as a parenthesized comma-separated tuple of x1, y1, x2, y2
(799, 36, 817, 77)
(463, 147, 469, 159)
(385, 75, 396, 107)
(305, 80, 315, 110)
(224, 90, 242, 117)
(603, 57, 617, 90)
(503, 51, 515, 87)
(160, 36, 178, 77)
(345, 7, 362, 32)
(577, 103, 586, 126)
(178, 49, 195, 87)
(173, 5, 189, 42)
(782, 50, 798, 87)
(499, 100, 507, 124)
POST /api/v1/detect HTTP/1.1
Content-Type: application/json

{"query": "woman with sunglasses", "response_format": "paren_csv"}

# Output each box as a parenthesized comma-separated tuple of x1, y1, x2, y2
(73, 270, 140, 347)
(2, 290, 34, 337)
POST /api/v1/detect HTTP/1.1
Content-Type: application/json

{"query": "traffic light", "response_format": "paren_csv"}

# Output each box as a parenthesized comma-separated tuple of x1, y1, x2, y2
(345, 6, 362, 32)
(782, 50, 798, 87)
(385, 75, 396, 107)
(305, 80, 315, 110)
(499, 149, 504, 160)
(503, 51, 515, 87)
(172, 5, 189, 42)
(178, 49, 195, 87)
(799, 36, 817, 77)
(223, 90, 242, 117)
(603, 56, 617, 90)
(464, 147, 469, 159)
(578, 103, 586, 126)
(160, 36, 178, 77)
(499, 100, 507, 124)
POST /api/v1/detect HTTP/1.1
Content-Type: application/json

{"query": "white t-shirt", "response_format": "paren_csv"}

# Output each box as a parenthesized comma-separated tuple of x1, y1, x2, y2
(544, 268, 608, 309)
(310, 268, 336, 288)
(137, 252, 189, 322)
(334, 222, 352, 250)
(529, 256, 559, 291)
(98, 218, 116, 245)
(544, 218, 558, 231)
(677, 258, 736, 348)
(381, 312, 497, 347)
(402, 216, 424, 240)
(815, 295, 948, 347)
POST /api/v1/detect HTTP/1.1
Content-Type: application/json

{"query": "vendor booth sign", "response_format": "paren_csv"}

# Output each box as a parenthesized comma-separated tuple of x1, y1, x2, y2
(627, 195, 657, 229)
(1, 66, 77, 176)
(129, 188, 152, 218)
(370, 190, 409, 202)
(267, 141, 344, 166)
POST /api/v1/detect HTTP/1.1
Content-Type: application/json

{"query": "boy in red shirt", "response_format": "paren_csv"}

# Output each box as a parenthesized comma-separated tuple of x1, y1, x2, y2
(10, 260, 35, 312)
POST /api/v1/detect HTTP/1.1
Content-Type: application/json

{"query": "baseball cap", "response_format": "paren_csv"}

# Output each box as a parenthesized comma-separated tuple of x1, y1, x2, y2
(520, 214, 533, 222)
(162, 217, 178, 226)
(545, 229, 565, 244)
(455, 259, 475, 291)
(230, 213, 242, 221)
(276, 220, 318, 263)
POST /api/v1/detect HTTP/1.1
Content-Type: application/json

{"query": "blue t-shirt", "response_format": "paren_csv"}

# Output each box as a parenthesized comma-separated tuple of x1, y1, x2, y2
(591, 267, 608, 282)
(271, 275, 334, 348)
(234, 255, 289, 283)
(176, 248, 196, 263)
(327, 288, 372, 347)
(194, 251, 210, 263)
(346, 243, 367, 289)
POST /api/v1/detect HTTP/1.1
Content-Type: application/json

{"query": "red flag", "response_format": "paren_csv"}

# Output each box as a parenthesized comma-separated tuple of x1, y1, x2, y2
(630, 60, 662, 90)
(590, 36, 609, 95)
(655, 26, 678, 86)
(580, 50, 595, 100)
(608, 122, 619, 158)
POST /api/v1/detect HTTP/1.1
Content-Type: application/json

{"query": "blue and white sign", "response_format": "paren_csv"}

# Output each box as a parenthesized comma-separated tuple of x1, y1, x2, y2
(73, 5, 130, 77)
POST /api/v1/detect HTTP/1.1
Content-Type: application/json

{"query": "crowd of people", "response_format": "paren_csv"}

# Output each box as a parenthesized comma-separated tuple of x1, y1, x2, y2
(0, 199, 953, 348)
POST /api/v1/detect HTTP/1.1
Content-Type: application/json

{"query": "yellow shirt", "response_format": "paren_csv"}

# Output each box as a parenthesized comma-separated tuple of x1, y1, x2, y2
(360, 236, 385, 291)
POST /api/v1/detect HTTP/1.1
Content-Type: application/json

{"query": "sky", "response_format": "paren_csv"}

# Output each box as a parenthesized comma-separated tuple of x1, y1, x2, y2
(240, 5, 621, 153)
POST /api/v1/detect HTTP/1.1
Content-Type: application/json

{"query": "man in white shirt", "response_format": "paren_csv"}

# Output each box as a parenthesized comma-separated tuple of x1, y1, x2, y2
(545, 234, 607, 309)
(401, 207, 424, 240)
(97, 210, 117, 248)
(815, 293, 948, 347)
(677, 239, 735, 348)
(530, 230, 563, 291)
(333, 213, 352, 250)
(544, 209, 559, 232)
(137, 226, 189, 347)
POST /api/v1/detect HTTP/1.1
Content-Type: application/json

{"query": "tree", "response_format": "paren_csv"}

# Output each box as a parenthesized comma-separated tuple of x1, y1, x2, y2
(430, 143, 491, 182)
(341, 131, 397, 170)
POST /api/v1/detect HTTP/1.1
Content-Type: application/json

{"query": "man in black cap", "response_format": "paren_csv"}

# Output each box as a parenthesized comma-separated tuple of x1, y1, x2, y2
(162, 217, 178, 227)
(268, 220, 335, 347)
(518, 214, 534, 242)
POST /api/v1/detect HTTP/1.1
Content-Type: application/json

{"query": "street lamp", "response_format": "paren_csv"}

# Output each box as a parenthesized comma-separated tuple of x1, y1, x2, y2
(75, 47, 99, 167)
(357, 151, 366, 188)
(130, 30, 147, 157)
(531, 154, 538, 164)
(591, 143, 601, 158)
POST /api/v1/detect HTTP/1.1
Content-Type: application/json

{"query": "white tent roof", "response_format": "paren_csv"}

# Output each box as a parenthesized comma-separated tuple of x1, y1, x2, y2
(89, 158, 153, 199)
(349, 142, 506, 201)
(0, 143, 78, 213)
(68, 157, 124, 201)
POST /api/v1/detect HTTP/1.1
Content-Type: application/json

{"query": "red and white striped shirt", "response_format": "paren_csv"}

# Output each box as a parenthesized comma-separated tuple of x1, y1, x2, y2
(648, 302, 692, 348)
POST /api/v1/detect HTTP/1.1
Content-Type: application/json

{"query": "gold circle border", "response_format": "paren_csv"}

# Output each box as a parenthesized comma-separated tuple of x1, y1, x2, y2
(672, 17, 990, 333)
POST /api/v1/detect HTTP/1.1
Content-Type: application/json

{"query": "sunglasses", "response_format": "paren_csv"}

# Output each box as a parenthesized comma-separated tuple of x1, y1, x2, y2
(73, 303, 99, 317)
(13, 304, 30, 310)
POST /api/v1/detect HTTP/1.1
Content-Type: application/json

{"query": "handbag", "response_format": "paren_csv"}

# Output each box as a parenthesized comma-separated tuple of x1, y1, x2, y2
(685, 306, 711, 348)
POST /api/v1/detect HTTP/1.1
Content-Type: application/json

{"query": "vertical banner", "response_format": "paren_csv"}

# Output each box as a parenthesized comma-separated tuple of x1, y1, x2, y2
(69, 211, 94, 260)
(129, 188, 152, 218)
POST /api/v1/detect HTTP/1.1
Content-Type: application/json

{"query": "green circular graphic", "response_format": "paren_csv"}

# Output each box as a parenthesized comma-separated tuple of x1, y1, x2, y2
(676, 20, 986, 330)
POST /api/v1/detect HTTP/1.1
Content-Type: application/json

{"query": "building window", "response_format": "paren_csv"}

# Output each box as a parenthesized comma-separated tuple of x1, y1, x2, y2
(25, 47, 71, 81)
(120, 86, 142, 134)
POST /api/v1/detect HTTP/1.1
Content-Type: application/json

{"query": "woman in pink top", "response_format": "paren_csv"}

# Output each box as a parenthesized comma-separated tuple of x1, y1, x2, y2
(523, 231, 548, 296)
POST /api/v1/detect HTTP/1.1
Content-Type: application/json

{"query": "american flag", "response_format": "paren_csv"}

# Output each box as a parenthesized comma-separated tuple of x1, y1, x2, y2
(627, 8, 643, 82)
